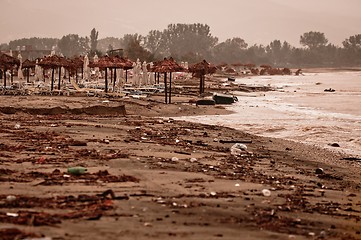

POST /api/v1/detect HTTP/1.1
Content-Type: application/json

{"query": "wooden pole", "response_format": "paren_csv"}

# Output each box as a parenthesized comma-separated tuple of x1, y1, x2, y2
(113, 68, 116, 91)
(26, 68, 30, 83)
(164, 72, 167, 104)
(11, 69, 13, 84)
(4, 67, 7, 87)
(125, 69, 128, 83)
(169, 72, 172, 104)
(51, 68, 55, 91)
(105, 67, 108, 93)
(58, 67, 61, 90)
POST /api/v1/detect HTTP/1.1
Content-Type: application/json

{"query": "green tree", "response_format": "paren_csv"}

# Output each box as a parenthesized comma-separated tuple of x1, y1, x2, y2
(212, 37, 248, 63)
(144, 30, 167, 59)
(57, 34, 89, 57)
(161, 23, 218, 60)
(124, 34, 152, 61)
(0, 43, 9, 51)
(300, 31, 328, 49)
(342, 34, 361, 65)
(245, 44, 270, 65)
(266, 40, 294, 66)
(90, 28, 99, 56)
(97, 37, 122, 53)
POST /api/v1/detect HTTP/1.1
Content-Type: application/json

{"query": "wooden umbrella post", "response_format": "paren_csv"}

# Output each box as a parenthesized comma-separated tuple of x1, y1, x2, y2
(27, 68, 30, 83)
(164, 72, 168, 104)
(169, 72, 172, 104)
(4, 67, 6, 87)
(105, 67, 108, 93)
(113, 67, 117, 91)
(51, 68, 55, 91)
(199, 74, 203, 94)
(58, 67, 61, 90)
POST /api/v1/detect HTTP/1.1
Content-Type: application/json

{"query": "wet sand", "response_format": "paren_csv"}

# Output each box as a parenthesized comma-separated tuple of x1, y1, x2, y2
(182, 71, 361, 157)
(0, 74, 360, 240)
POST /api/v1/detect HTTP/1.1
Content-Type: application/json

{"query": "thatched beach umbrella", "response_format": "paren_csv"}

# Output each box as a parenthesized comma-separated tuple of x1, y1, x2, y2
(0, 53, 20, 87)
(89, 55, 134, 93)
(22, 59, 36, 83)
(188, 60, 217, 94)
(89, 55, 114, 93)
(150, 57, 185, 104)
(68, 56, 84, 82)
(37, 55, 69, 91)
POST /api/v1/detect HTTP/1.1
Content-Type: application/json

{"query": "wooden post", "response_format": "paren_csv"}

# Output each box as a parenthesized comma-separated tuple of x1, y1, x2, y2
(51, 68, 55, 91)
(105, 67, 108, 93)
(169, 72, 172, 104)
(11, 69, 13, 84)
(199, 75, 202, 94)
(4, 67, 7, 87)
(110, 68, 113, 84)
(26, 68, 30, 83)
(125, 69, 128, 83)
(58, 67, 61, 90)
(113, 68, 116, 91)
(164, 72, 167, 104)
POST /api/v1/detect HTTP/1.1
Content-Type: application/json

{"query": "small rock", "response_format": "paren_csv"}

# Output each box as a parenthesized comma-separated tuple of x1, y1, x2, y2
(330, 143, 340, 147)
(6, 195, 16, 202)
(315, 168, 324, 175)
(261, 189, 271, 197)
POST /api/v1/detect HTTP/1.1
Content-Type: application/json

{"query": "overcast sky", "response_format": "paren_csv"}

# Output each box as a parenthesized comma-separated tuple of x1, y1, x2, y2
(1, 0, 360, 47)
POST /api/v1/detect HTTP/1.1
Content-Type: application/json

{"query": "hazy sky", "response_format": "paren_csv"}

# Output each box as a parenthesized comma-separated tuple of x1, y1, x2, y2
(1, 0, 360, 47)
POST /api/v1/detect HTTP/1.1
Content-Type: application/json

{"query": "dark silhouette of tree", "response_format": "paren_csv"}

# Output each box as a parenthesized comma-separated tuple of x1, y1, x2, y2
(57, 34, 89, 57)
(143, 23, 218, 62)
(97, 37, 122, 53)
(212, 37, 248, 63)
(124, 34, 152, 61)
(90, 28, 99, 56)
(266, 40, 294, 66)
(144, 30, 167, 59)
(300, 31, 328, 49)
(342, 34, 361, 65)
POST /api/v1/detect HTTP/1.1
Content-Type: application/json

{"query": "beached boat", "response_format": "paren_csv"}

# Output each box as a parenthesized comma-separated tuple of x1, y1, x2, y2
(212, 93, 238, 104)
(196, 99, 216, 105)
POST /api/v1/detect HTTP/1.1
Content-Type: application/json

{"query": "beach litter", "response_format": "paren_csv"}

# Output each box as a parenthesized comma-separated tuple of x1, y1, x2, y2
(230, 143, 247, 156)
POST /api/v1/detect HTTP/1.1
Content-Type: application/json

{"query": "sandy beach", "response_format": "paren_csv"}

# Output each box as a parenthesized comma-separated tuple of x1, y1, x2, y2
(0, 72, 360, 240)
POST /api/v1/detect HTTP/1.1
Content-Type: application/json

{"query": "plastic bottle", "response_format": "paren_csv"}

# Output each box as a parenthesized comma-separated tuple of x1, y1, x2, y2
(67, 166, 87, 175)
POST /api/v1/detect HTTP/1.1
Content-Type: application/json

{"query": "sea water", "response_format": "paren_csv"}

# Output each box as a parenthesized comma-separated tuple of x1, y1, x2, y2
(178, 71, 361, 157)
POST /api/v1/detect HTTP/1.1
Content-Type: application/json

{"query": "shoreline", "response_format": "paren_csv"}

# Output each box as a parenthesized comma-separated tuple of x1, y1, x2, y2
(0, 74, 360, 239)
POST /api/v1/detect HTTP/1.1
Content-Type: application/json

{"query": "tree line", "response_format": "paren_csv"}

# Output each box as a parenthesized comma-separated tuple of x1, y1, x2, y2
(1, 24, 361, 67)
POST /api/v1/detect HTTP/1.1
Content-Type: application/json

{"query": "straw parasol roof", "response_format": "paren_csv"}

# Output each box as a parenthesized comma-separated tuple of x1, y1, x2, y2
(188, 60, 217, 94)
(150, 57, 185, 73)
(37, 55, 70, 69)
(188, 59, 217, 77)
(89, 55, 134, 70)
(0, 53, 20, 69)
(21, 59, 36, 69)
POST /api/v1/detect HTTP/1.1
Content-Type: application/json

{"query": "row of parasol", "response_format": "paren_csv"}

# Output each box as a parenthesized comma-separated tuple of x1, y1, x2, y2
(0, 53, 217, 103)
